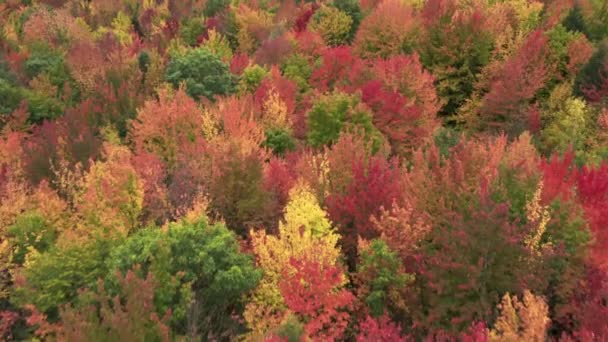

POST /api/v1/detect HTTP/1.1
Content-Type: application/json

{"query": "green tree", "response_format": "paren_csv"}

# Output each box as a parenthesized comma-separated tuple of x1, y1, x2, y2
(107, 217, 261, 338)
(8, 212, 57, 266)
(11, 240, 110, 319)
(307, 91, 382, 148)
(166, 47, 236, 101)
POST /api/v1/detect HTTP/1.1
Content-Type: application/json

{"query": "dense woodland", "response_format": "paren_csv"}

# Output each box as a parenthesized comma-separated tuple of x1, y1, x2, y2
(1, 0, 608, 340)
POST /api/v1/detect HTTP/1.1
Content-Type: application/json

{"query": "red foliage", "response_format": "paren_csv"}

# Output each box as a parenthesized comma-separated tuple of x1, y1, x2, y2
(280, 255, 354, 341)
(540, 150, 575, 205)
(230, 53, 251, 75)
(326, 156, 404, 269)
(528, 104, 542, 134)
(294, 3, 319, 33)
(22, 101, 102, 187)
(293, 30, 326, 58)
(0, 310, 20, 341)
(357, 315, 407, 342)
(481, 30, 550, 133)
(132, 151, 169, 224)
(371, 54, 440, 120)
(309, 46, 367, 92)
(581, 60, 608, 104)
(254, 66, 298, 118)
(167, 137, 208, 217)
(263, 156, 297, 209)
(361, 80, 437, 154)
(254, 36, 294, 67)
(566, 35, 593, 77)
(576, 163, 608, 269)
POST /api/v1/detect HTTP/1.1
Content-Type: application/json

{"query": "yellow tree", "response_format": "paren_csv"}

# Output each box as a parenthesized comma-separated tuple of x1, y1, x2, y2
(490, 290, 551, 342)
(76, 143, 144, 239)
(244, 181, 342, 336)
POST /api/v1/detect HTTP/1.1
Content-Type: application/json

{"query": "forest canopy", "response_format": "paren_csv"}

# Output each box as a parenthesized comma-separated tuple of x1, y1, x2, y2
(1, 0, 608, 340)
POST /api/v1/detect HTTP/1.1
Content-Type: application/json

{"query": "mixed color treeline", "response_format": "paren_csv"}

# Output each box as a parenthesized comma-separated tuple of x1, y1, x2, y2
(0, 0, 608, 340)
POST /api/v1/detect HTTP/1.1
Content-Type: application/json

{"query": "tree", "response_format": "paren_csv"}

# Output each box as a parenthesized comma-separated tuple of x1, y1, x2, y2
(418, 192, 543, 333)
(279, 255, 354, 340)
(245, 182, 342, 336)
(353, 0, 420, 58)
(107, 217, 261, 337)
(357, 314, 407, 342)
(11, 239, 110, 319)
(309, 5, 353, 47)
(309, 46, 368, 93)
(166, 47, 237, 101)
(489, 290, 550, 342)
(130, 87, 204, 169)
(355, 239, 413, 320)
(419, 0, 493, 116)
(326, 155, 403, 270)
(361, 80, 438, 155)
(77, 143, 144, 238)
(306, 91, 381, 148)
(477, 30, 550, 136)
(26, 267, 171, 342)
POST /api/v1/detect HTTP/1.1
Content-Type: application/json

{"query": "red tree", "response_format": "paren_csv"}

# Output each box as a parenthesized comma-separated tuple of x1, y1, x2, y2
(280, 256, 354, 341)
(326, 155, 404, 270)
(480, 30, 550, 135)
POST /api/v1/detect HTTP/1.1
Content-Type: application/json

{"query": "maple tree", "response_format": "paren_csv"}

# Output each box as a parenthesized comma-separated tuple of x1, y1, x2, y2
(2, 0, 608, 340)
(245, 182, 341, 336)
(279, 254, 354, 340)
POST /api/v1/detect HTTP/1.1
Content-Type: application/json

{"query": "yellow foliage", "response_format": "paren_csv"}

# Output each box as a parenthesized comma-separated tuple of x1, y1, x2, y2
(29, 73, 58, 98)
(111, 11, 133, 46)
(76, 143, 144, 238)
(234, 4, 274, 54)
(245, 181, 342, 335)
(542, 97, 589, 152)
(0, 240, 12, 300)
(310, 6, 353, 47)
(524, 181, 550, 255)
(202, 29, 233, 61)
(261, 88, 291, 130)
(490, 290, 550, 342)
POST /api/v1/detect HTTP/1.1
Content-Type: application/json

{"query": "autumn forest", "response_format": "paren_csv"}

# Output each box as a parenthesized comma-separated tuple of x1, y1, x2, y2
(1, 0, 608, 340)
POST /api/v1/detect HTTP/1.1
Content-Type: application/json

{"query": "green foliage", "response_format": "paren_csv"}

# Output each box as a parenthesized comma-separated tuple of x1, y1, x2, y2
(420, 17, 493, 116)
(310, 6, 353, 47)
(575, 41, 608, 97)
(11, 240, 110, 318)
(434, 127, 461, 158)
(357, 239, 413, 318)
(583, 0, 608, 41)
(0, 79, 23, 116)
(263, 128, 295, 156)
(281, 53, 312, 91)
(307, 91, 381, 148)
(239, 64, 268, 93)
(563, 5, 589, 37)
(491, 165, 540, 223)
(274, 315, 305, 342)
(332, 0, 362, 43)
(23, 89, 64, 123)
(138, 51, 151, 74)
(179, 17, 206, 47)
(24, 43, 70, 87)
(107, 218, 261, 336)
(166, 47, 237, 101)
(204, 0, 231, 17)
(8, 213, 57, 266)
(542, 97, 589, 153)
